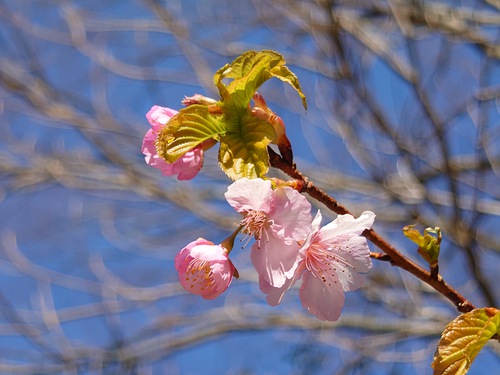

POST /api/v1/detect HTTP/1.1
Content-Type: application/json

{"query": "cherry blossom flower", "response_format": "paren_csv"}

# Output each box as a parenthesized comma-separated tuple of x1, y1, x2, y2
(224, 178, 312, 288)
(142, 105, 203, 180)
(261, 210, 375, 322)
(175, 238, 236, 300)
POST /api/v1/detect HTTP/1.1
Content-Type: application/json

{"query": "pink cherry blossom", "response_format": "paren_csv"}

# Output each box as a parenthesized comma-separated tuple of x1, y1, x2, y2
(224, 178, 312, 288)
(261, 210, 375, 322)
(142, 105, 203, 180)
(175, 238, 236, 300)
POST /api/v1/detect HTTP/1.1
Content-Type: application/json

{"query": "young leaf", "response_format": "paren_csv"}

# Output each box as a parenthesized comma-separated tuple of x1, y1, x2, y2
(156, 50, 305, 179)
(156, 105, 225, 163)
(432, 307, 500, 375)
(403, 225, 441, 267)
(214, 50, 307, 113)
(218, 115, 276, 180)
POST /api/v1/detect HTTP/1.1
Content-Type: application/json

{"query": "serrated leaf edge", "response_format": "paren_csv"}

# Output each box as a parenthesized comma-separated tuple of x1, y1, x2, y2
(432, 308, 500, 375)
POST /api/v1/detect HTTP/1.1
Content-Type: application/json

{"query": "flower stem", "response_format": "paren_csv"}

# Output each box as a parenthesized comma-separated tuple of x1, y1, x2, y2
(221, 225, 244, 254)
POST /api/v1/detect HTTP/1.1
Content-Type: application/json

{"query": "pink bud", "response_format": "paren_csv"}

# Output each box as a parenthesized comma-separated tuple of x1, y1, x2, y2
(175, 238, 236, 300)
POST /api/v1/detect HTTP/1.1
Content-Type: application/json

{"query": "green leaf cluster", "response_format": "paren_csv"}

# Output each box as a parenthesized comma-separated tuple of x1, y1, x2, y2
(155, 50, 307, 180)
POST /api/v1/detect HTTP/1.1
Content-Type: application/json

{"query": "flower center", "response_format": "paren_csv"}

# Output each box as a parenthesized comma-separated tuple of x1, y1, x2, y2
(304, 243, 331, 284)
(185, 258, 216, 293)
(239, 210, 271, 249)
(304, 240, 354, 286)
(240, 211, 269, 240)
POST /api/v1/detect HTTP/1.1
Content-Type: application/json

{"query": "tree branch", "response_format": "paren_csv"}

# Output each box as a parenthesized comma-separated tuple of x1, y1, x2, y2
(269, 147, 476, 313)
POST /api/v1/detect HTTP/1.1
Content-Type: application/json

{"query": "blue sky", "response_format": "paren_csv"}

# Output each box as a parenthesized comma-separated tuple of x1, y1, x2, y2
(1, 1, 500, 374)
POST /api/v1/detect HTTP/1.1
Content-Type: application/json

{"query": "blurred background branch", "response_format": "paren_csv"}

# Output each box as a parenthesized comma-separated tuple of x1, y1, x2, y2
(0, 0, 499, 373)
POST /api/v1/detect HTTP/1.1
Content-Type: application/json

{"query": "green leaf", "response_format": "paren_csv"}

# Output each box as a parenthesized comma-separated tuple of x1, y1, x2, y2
(218, 115, 276, 180)
(156, 105, 225, 163)
(214, 50, 307, 113)
(432, 307, 500, 375)
(156, 51, 305, 179)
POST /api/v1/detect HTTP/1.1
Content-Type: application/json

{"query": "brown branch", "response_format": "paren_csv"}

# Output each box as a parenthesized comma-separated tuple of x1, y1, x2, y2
(370, 252, 391, 262)
(269, 147, 476, 314)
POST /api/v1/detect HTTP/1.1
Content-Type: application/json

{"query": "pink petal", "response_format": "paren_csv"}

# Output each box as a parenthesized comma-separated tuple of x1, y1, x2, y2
(224, 178, 273, 213)
(269, 187, 312, 244)
(251, 234, 301, 288)
(340, 236, 372, 271)
(260, 262, 305, 306)
(146, 105, 178, 128)
(190, 243, 229, 262)
(174, 238, 213, 270)
(299, 271, 345, 322)
(331, 236, 372, 291)
(319, 211, 375, 243)
(169, 146, 204, 180)
(141, 128, 161, 165)
(202, 261, 235, 300)
(294, 211, 321, 261)
(310, 210, 323, 232)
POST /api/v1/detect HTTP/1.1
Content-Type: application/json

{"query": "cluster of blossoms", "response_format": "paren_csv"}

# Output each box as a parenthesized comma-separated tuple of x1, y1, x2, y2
(225, 178, 375, 321)
(142, 104, 375, 322)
